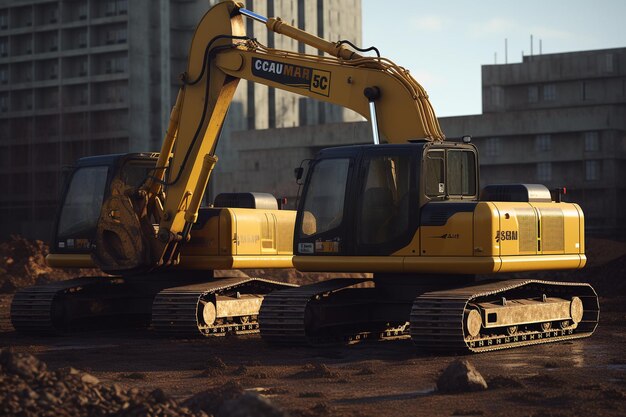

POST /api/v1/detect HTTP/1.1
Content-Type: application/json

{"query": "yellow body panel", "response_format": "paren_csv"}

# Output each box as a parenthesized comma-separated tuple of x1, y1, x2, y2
(498, 254, 585, 272)
(48, 207, 296, 271)
(420, 212, 474, 256)
(178, 255, 293, 270)
(181, 207, 296, 268)
(295, 200, 585, 275)
(473, 202, 500, 256)
(46, 254, 95, 268)
(392, 229, 421, 256)
(293, 254, 585, 274)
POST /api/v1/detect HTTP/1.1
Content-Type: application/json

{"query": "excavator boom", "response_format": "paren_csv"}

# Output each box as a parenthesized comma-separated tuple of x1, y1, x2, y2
(93, 1, 444, 275)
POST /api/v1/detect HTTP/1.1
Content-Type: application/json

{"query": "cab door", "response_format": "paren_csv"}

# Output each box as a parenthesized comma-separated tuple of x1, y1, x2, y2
(354, 149, 419, 256)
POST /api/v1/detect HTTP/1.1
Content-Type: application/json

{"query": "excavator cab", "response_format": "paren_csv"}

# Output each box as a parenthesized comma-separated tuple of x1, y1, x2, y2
(294, 141, 478, 257)
(52, 153, 157, 256)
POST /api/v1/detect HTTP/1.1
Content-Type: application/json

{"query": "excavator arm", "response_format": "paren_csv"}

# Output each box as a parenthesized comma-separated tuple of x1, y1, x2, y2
(93, 1, 444, 274)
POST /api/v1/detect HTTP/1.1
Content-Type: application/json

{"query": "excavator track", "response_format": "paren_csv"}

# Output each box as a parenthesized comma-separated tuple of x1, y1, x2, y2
(11, 282, 66, 334)
(152, 277, 297, 338)
(410, 279, 599, 353)
(260, 278, 410, 346)
(10, 277, 159, 334)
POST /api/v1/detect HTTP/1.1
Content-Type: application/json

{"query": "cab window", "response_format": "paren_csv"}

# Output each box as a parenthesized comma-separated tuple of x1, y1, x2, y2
(424, 150, 445, 197)
(57, 166, 108, 240)
(357, 154, 411, 245)
(121, 160, 155, 188)
(447, 150, 476, 196)
(298, 158, 350, 237)
(424, 149, 476, 199)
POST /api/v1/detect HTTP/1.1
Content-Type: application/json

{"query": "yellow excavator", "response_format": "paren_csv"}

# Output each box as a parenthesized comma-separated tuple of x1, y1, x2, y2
(11, 1, 598, 353)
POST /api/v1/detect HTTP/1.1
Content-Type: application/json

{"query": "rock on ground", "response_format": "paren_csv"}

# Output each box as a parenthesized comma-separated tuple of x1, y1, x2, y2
(437, 359, 488, 393)
(217, 392, 288, 417)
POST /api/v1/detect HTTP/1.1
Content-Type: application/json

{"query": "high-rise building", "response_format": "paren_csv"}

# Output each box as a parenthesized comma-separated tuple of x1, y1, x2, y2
(0, 0, 189, 238)
(0, 0, 362, 239)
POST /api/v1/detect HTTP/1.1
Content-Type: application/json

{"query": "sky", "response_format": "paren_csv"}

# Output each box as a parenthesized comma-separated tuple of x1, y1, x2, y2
(361, 0, 626, 117)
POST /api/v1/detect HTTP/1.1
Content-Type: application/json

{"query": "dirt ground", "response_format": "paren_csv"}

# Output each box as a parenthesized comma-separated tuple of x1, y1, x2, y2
(1, 237, 626, 416)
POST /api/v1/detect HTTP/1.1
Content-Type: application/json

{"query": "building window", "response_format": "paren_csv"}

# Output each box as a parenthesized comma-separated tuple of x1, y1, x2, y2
(0, 40, 7, 57)
(536, 162, 552, 182)
(116, 56, 128, 73)
(49, 8, 59, 24)
(484, 137, 501, 157)
(79, 60, 88, 76)
(584, 131, 599, 152)
(26, 92, 33, 109)
(0, 68, 7, 84)
(118, 0, 128, 15)
(47, 89, 59, 108)
(106, 30, 116, 44)
(491, 86, 503, 108)
(117, 28, 127, 44)
(581, 81, 587, 101)
(104, 57, 127, 74)
(603, 53, 614, 73)
(535, 134, 551, 151)
(543, 84, 556, 101)
(0, 13, 7, 29)
(79, 32, 87, 48)
(50, 35, 58, 51)
(119, 87, 127, 103)
(585, 160, 600, 181)
(50, 61, 58, 79)
(79, 4, 88, 19)
(528, 86, 538, 103)
(106, 1, 116, 16)
(106, 86, 116, 103)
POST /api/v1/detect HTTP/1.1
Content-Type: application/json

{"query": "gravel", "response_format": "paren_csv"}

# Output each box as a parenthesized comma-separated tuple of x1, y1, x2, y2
(0, 348, 287, 417)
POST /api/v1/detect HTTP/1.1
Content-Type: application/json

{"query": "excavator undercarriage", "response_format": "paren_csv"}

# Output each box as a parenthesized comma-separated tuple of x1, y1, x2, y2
(410, 279, 598, 353)
(11, 274, 296, 338)
(259, 277, 599, 353)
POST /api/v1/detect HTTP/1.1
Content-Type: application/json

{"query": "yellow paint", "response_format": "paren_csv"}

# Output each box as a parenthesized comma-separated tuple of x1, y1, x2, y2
(184, 207, 296, 258)
(473, 202, 500, 257)
(295, 254, 584, 274)
(178, 255, 293, 270)
(298, 199, 586, 275)
(420, 212, 473, 256)
(46, 254, 95, 268)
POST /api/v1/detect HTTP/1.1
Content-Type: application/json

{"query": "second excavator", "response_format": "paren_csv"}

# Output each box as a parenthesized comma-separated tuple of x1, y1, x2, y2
(11, 1, 598, 353)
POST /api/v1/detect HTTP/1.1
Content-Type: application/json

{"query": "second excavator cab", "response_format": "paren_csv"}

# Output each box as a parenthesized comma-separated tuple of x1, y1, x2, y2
(294, 141, 479, 258)
(48, 153, 158, 267)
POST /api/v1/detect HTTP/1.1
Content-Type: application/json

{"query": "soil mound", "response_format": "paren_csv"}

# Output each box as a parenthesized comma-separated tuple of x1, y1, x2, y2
(0, 236, 99, 294)
(0, 348, 286, 417)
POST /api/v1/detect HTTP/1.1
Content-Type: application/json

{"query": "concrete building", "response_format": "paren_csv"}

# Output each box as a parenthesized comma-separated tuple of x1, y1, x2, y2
(226, 47, 626, 235)
(442, 47, 626, 235)
(0, 0, 362, 239)
(0, 0, 197, 238)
